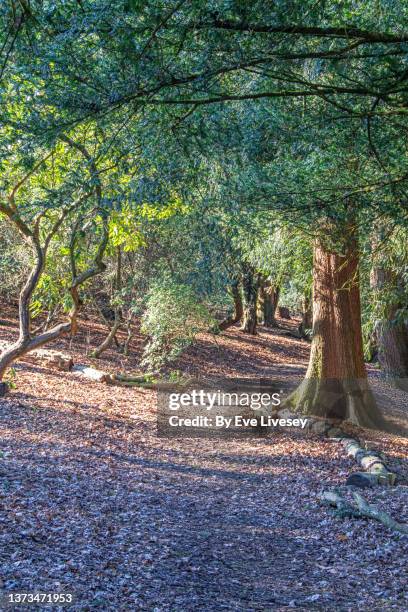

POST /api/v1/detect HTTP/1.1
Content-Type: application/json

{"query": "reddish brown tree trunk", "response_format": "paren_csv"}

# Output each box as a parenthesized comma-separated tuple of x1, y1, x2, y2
(289, 233, 383, 429)
(376, 314, 408, 390)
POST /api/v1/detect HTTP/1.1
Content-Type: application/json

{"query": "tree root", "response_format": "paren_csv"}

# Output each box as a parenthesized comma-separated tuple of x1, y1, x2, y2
(320, 490, 408, 535)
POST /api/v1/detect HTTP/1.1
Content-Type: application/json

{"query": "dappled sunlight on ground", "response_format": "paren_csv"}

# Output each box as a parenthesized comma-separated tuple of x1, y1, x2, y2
(0, 312, 407, 609)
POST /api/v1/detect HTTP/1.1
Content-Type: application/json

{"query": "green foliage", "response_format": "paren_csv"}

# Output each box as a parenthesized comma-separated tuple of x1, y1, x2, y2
(140, 278, 215, 372)
(108, 207, 146, 253)
(1, 0, 408, 379)
(360, 226, 408, 359)
(4, 368, 17, 390)
(0, 220, 29, 299)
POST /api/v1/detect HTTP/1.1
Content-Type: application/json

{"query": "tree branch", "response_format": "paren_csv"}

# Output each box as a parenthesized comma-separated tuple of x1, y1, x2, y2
(198, 20, 408, 44)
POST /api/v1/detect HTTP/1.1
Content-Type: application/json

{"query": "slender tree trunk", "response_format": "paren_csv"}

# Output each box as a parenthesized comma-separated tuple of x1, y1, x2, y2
(91, 313, 121, 358)
(219, 280, 243, 330)
(298, 293, 312, 339)
(123, 313, 134, 356)
(92, 247, 122, 358)
(0, 138, 108, 389)
(0, 237, 56, 380)
(232, 281, 244, 322)
(288, 233, 384, 429)
(0, 220, 108, 384)
(241, 264, 258, 335)
(261, 283, 280, 327)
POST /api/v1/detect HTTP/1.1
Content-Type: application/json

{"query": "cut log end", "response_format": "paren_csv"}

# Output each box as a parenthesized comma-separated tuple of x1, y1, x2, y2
(72, 365, 110, 383)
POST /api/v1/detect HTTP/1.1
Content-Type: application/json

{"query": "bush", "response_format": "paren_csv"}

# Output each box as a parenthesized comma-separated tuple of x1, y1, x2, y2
(140, 279, 215, 372)
(0, 220, 30, 300)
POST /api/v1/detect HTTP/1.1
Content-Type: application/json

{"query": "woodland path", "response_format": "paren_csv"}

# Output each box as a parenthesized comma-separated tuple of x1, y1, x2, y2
(0, 316, 407, 611)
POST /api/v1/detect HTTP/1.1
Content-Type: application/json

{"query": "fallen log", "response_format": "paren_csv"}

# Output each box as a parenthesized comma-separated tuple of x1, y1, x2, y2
(110, 379, 156, 389)
(110, 372, 156, 387)
(276, 408, 396, 486)
(320, 490, 408, 535)
(278, 328, 301, 339)
(113, 372, 151, 383)
(72, 364, 111, 383)
(69, 366, 157, 387)
(320, 490, 361, 518)
(341, 437, 396, 485)
(345, 472, 381, 488)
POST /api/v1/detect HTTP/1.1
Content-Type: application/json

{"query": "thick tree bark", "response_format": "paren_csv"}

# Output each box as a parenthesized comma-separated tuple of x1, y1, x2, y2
(288, 233, 384, 429)
(375, 316, 408, 389)
(278, 306, 291, 320)
(241, 264, 258, 335)
(370, 263, 408, 390)
(219, 280, 243, 330)
(260, 281, 280, 327)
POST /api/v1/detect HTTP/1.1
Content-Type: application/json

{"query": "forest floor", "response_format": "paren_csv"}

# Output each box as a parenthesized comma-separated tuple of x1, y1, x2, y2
(0, 312, 407, 611)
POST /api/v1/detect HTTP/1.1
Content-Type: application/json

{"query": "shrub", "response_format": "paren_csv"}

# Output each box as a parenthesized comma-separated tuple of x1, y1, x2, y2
(140, 279, 215, 372)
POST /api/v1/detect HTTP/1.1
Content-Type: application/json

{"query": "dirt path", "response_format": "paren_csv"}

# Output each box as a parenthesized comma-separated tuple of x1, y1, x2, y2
(0, 319, 407, 610)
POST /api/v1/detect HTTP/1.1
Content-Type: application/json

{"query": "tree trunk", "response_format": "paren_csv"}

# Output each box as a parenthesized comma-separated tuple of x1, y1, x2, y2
(278, 306, 291, 320)
(0, 321, 72, 380)
(376, 316, 408, 389)
(91, 247, 122, 358)
(91, 314, 121, 359)
(288, 233, 384, 429)
(241, 264, 258, 335)
(298, 293, 312, 339)
(219, 280, 243, 331)
(371, 266, 408, 390)
(260, 282, 280, 327)
(0, 238, 70, 380)
(123, 314, 134, 356)
(0, 220, 108, 382)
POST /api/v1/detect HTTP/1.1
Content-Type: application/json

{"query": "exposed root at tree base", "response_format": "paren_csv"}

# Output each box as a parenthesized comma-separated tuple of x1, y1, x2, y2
(286, 377, 389, 431)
